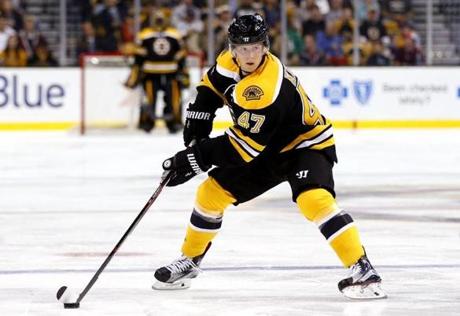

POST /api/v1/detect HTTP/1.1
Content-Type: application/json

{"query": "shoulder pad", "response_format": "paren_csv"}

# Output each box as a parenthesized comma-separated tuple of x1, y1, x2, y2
(234, 53, 284, 110)
(216, 50, 240, 81)
(138, 28, 155, 40)
(164, 28, 182, 40)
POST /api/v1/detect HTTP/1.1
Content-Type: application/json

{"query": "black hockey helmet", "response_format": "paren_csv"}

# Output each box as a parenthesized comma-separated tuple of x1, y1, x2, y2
(228, 14, 269, 47)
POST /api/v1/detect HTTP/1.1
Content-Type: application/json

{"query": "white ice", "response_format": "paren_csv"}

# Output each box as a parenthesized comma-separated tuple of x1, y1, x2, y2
(0, 129, 459, 316)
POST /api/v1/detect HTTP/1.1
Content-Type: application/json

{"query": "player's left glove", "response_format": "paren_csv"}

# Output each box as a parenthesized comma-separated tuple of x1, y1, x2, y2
(176, 72, 190, 89)
(183, 105, 215, 147)
(162, 146, 210, 187)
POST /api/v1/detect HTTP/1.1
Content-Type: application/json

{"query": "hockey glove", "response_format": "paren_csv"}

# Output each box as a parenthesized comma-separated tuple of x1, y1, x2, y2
(176, 72, 190, 89)
(162, 146, 210, 187)
(183, 106, 215, 147)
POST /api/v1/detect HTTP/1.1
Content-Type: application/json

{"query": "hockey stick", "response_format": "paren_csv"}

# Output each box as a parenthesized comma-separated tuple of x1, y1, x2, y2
(56, 171, 173, 309)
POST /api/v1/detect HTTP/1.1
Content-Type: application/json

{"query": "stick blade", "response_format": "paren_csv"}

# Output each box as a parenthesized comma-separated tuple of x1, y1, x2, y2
(64, 302, 80, 309)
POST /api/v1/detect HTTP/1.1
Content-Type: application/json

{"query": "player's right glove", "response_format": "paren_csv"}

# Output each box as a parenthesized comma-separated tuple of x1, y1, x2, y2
(162, 146, 210, 187)
(183, 104, 215, 147)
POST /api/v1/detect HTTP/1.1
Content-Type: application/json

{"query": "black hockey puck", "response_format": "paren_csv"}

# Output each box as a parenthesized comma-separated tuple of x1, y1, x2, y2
(64, 302, 80, 309)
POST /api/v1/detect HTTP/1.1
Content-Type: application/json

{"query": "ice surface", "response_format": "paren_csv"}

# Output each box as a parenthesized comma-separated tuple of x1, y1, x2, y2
(0, 129, 459, 315)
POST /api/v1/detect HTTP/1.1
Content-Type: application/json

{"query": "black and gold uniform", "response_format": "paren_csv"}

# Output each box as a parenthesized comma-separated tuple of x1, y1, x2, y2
(126, 15, 188, 133)
(193, 49, 337, 201)
(153, 14, 385, 299)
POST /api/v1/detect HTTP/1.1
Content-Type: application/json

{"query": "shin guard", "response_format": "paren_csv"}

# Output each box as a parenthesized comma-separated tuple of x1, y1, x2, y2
(297, 189, 364, 267)
(182, 177, 235, 258)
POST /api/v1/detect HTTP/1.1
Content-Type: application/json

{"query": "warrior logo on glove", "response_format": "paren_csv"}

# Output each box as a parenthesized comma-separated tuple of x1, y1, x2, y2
(162, 146, 210, 187)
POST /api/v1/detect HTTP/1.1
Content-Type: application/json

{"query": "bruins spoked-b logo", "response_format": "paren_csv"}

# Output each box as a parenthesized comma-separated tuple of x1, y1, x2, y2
(153, 37, 171, 56)
(243, 85, 264, 101)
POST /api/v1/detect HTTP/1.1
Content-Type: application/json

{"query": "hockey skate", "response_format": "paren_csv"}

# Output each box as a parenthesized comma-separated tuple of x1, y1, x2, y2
(152, 243, 211, 290)
(338, 255, 387, 300)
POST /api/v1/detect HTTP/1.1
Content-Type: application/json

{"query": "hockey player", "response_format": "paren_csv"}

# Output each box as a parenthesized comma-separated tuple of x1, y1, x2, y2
(125, 10, 189, 133)
(153, 14, 386, 299)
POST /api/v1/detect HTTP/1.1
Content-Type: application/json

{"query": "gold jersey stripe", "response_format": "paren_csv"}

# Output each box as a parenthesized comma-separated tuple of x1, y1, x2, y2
(228, 136, 253, 162)
(229, 126, 265, 152)
(310, 136, 335, 150)
(294, 126, 334, 150)
(281, 124, 331, 152)
(143, 62, 178, 72)
(226, 128, 260, 157)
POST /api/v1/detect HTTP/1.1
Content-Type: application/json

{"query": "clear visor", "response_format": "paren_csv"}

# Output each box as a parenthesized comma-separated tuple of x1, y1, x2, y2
(231, 43, 265, 56)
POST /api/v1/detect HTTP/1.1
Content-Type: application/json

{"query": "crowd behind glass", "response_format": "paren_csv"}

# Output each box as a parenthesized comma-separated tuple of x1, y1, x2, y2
(0, 0, 421, 67)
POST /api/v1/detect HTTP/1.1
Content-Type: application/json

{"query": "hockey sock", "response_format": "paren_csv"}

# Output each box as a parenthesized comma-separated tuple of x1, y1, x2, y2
(296, 188, 364, 267)
(182, 177, 236, 258)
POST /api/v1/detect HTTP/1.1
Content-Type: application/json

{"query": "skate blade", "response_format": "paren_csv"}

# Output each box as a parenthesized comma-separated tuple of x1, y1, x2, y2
(152, 279, 191, 291)
(341, 282, 387, 300)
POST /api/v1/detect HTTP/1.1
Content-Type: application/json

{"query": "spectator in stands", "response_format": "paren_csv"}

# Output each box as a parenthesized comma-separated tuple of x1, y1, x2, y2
(172, 0, 201, 28)
(316, 20, 346, 65)
(380, 0, 413, 25)
(0, 0, 23, 30)
(214, 4, 232, 54)
(393, 22, 420, 50)
(0, 34, 26, 66)
(0, 10, 15, 52)
(10, 0, 26, 11)
(92, 0, 127, 52)
(77, 0, 93, 21)
(286, 8, 304, 65)
(356, 0, 380, 21)
(326, 0, 344, 24)
(172, 0, 204, 53)
(393, 36, 422, 65)
(359, 6, 387, 43)
(299, 34, 326, 66)
(18, 15, 48, 60)
(302, 4, 325, 37)
(121, 12, 135, 43)
(304, 0, 330, 16)
(233, 0, 260, 18)
(262, 0, 280, 28)
(28, 42, 58, 67)
(367, 40, 391, 66)
(139, 0, 156, 29)
(336, 7, 356, 38)
(341, 24, 368, 66)
(77, 21, 97, 57)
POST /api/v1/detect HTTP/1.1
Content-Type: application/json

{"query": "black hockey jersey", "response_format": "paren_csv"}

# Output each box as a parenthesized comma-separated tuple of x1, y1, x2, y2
(195, 50, 337, 166)
(130, 26, 186, 76)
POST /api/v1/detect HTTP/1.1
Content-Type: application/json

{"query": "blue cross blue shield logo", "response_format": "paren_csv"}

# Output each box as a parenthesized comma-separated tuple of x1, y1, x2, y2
(353, 80, 373, 105)
(323, 80, 348, 106)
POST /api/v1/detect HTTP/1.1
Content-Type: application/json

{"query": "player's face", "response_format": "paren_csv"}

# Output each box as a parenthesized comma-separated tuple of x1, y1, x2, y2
(233, 43, 266, 73)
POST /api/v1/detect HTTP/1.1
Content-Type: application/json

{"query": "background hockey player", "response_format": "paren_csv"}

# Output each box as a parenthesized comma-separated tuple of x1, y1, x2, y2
(154, 14, 386, 299)
(125, 10, 189, 133)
